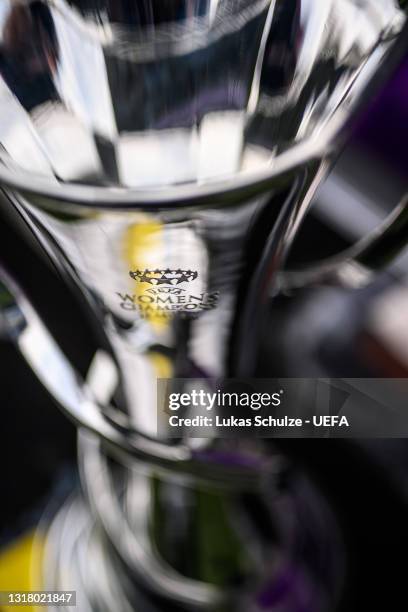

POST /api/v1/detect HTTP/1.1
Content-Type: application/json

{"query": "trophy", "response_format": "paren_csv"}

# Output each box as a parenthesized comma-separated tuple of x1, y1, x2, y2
(0, 1, 407, 610)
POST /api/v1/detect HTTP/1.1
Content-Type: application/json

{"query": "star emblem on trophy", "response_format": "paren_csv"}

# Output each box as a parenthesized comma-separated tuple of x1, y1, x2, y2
(129, 268, 198, 285)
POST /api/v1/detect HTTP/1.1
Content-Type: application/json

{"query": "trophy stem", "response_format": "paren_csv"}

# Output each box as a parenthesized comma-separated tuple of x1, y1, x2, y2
(231, 159, 329, 374)
(33, 158, 335, 612)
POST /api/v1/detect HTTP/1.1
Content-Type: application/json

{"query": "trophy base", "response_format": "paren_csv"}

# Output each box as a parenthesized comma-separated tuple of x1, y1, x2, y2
(42, 494, 186, 612)
(41, 463, 346, 612)
(43, 496, 129, 612)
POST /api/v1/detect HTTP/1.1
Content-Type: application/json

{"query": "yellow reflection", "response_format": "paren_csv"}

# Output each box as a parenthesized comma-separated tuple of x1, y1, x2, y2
(0, 531, 44, 612)
(124, 218, 170, 331)
(148, 351, 173, 379)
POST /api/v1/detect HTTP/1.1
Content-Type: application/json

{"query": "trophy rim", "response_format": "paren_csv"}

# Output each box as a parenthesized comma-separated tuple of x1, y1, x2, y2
(0, 134, 327, 211)
(0, 5, 408, 214)
(0, 16, 406, 213)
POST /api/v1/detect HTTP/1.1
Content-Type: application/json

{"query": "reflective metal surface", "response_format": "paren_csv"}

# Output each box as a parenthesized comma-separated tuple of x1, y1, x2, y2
(1, 263, 346, 611)
(0, 2, 407, 611)
(281, 193, 408, 289)
(0, 0, 404, 204)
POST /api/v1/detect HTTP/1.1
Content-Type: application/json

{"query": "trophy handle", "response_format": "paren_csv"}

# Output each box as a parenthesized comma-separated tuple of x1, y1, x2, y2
(280, 193, 408, 290)
(278, 17, 408, 293)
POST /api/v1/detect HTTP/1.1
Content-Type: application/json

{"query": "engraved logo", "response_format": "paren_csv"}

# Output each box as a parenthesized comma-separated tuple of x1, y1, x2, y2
(117, 268, 218, 318)
(129, 269, 198, 285)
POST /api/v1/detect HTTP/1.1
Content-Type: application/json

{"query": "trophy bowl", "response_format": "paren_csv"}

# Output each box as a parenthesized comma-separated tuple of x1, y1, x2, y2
(0, 1, 407, 611)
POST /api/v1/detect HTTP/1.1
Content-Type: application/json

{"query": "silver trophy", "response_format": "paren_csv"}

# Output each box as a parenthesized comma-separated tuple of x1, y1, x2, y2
(0, 1, 407, 611)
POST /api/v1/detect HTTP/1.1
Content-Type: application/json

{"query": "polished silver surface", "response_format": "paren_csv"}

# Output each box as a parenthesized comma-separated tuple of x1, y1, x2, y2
(0, 0, 404, 206)
(0, 264, 274, 488)
(1, 264, 345, 611)
(281, 193, 408, 290)
(0, 2, 407, 611)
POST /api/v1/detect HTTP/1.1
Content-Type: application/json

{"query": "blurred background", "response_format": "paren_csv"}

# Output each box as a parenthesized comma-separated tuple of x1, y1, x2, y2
(0, 22, 406, 612)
